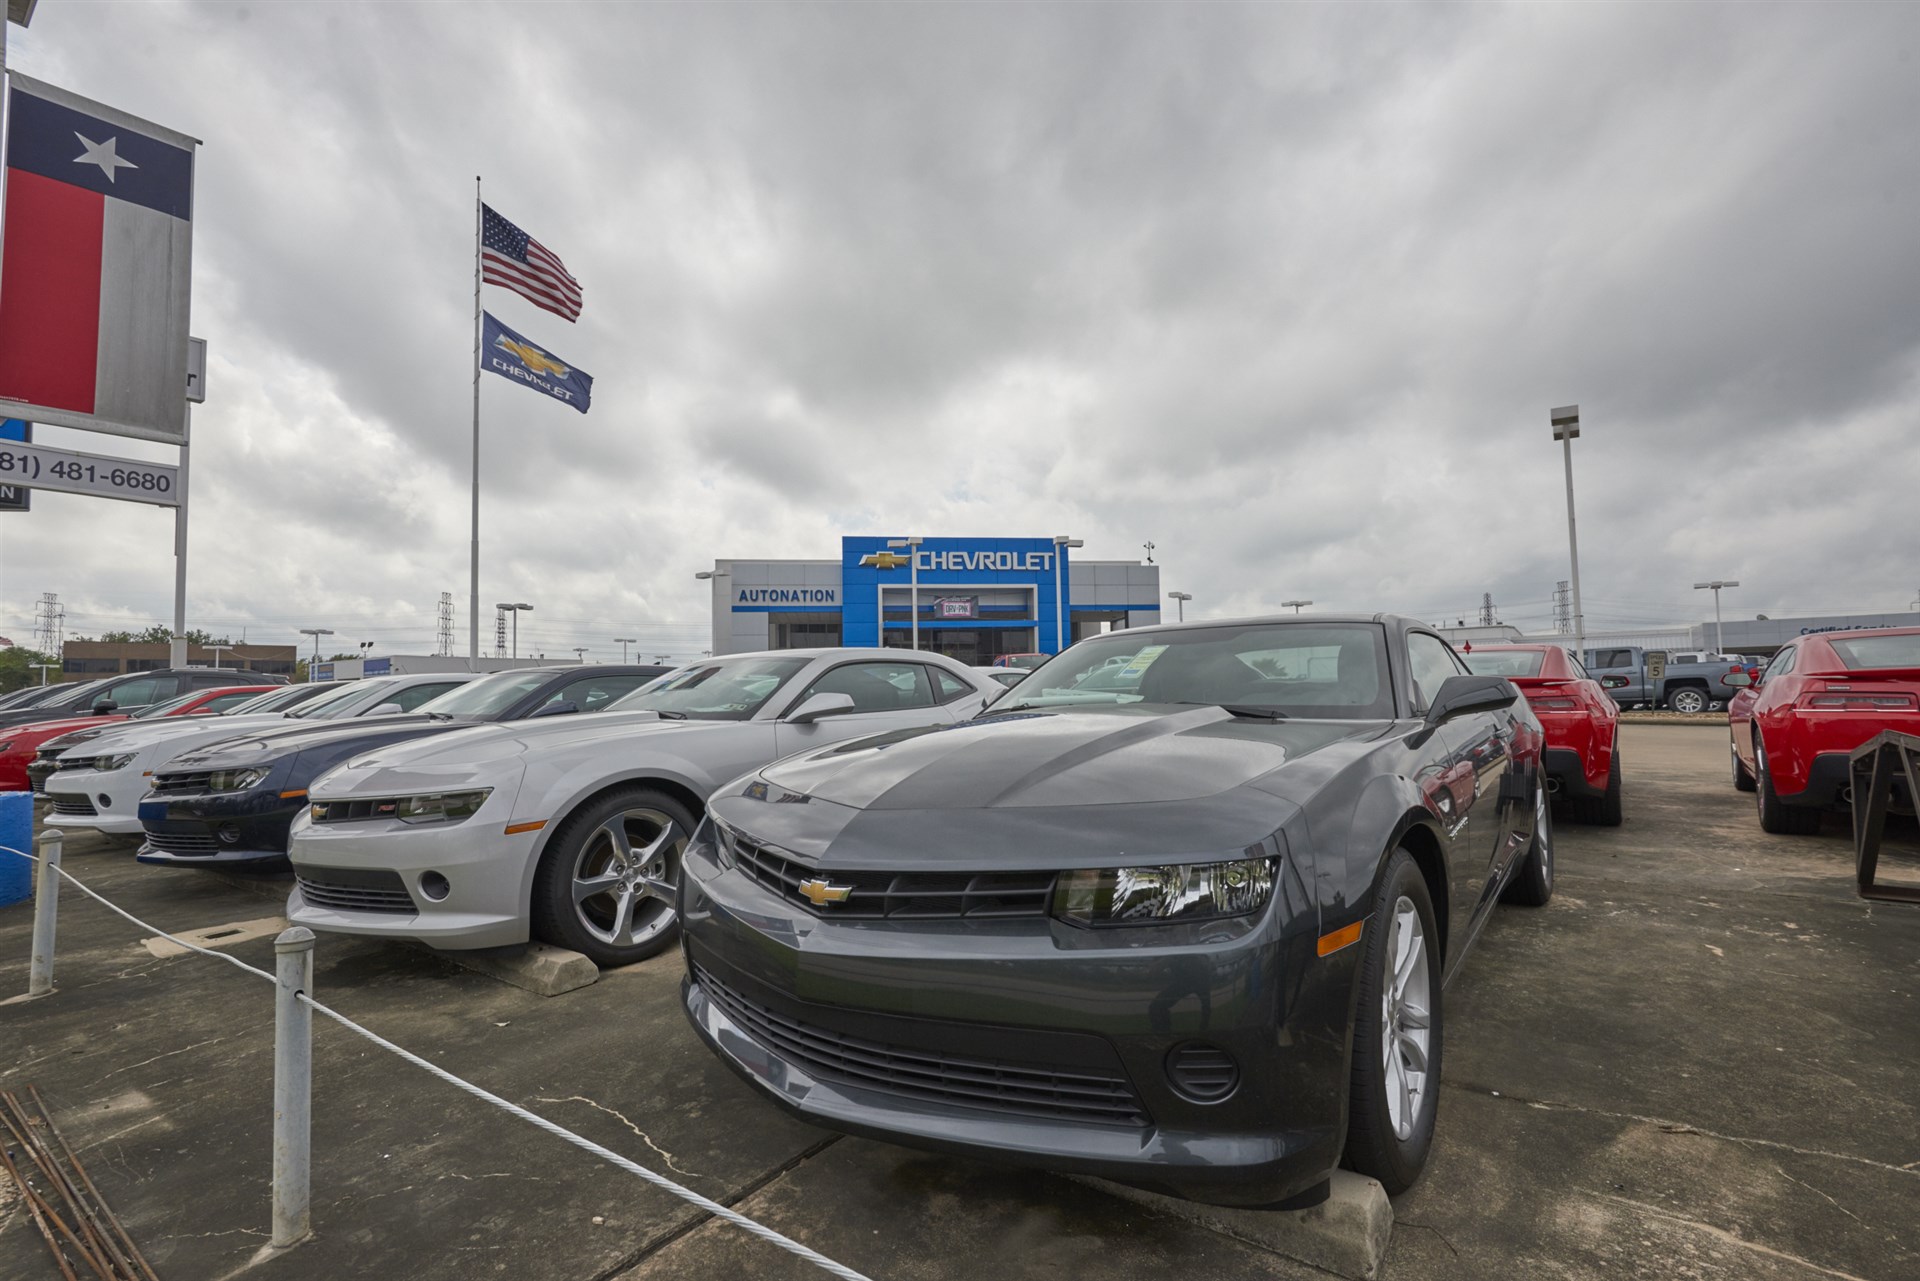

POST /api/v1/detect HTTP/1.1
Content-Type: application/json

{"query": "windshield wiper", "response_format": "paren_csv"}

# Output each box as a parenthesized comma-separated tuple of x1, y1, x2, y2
(1182, 702, 1289, 720)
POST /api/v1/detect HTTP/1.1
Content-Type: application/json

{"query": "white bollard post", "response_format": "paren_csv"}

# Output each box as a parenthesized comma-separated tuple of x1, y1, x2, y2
(271, 926, 315, 1248)
(27, 829, 61, 999)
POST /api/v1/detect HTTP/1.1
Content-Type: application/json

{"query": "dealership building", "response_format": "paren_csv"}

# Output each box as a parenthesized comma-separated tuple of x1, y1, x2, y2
(705, 536, 1163, 665)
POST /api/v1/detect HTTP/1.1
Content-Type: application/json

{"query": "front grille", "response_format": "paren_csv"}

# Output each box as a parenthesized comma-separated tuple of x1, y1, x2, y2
(726, 831, 1056, 920)
(144, 829, 218, 856)
(50, 796, 98, 817)
(295, 867, 415, 915)
(151, 771, 214, 795)
(695, 964, 1149, 1127)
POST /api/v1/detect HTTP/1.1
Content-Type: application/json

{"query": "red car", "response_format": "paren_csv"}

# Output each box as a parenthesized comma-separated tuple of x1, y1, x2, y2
(1727, 627, 1920, 834)
(0, 686, 269, 792)
(1463, 642, 1621, 825)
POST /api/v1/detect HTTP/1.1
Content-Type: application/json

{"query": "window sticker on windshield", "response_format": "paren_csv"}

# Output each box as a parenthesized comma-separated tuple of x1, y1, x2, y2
(1116, 645, 1169, 678)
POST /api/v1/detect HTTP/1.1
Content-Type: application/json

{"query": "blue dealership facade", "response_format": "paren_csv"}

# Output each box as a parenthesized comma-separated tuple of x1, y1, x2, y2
(708, 537, 1162, 665)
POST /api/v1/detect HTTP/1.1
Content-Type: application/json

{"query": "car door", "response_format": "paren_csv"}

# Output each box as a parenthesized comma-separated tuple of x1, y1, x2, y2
(1739, 645, 1798, 774)
(99, 675, 180, 712)
(774, 659, 958, 755)
(1408, 631, 1518, 958)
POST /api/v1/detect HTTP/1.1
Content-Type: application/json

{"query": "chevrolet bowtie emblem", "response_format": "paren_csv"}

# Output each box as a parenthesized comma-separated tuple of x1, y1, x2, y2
(859, 551, 911, 571)
(494, 334, 571, 379)
(798, 879, 854, 907)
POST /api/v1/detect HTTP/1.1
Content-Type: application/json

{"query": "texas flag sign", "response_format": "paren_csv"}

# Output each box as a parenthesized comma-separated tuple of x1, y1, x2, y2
(0, 75, 199, 445)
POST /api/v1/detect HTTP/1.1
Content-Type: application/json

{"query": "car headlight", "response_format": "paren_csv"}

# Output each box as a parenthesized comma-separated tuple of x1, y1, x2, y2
(207, 768, 269, 792)
(395, 790, 491, 824)
(92, 754, 137, 772)
(1052, 857, 1278, 927)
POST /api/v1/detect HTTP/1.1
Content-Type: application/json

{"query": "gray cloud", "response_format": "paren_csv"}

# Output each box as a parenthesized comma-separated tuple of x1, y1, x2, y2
(4, 1, 1918, 661)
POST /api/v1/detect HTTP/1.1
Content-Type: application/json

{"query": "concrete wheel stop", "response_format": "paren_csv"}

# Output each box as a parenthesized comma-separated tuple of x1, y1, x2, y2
(431, 942, 600, 996)
(1072, 1170, 1392, 1280)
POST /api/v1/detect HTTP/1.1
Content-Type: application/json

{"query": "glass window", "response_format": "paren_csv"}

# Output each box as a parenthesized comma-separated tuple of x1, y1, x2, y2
(795, 661, 934, 713)
(932, 667, 974, 704)
(131, 692, 204, 719)
(1592, 649, 1633, 670)
(1567, 652, 1591, 681)
(607, 657, 809, 721)
(1406, 633, 1467, 710)
(1001, 623, 1394, 719)
(414, 670, 558, 718)
(390, 681, 465, 711)
(542, 672, 654, 712)
(1461, 649, 1545, 678)
(101, 676, 179, 709)
(1827, 634, 1920, 670)
(287, 681, 387, 718)
(1763, 647, 1797, 681)
(197, 691, 263, 714)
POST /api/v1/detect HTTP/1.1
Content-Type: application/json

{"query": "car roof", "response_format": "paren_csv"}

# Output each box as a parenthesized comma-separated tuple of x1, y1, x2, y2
(1803, 626, 1920, 641)
(695, 648, 969, 664)
(1110, 612, 1424, 638)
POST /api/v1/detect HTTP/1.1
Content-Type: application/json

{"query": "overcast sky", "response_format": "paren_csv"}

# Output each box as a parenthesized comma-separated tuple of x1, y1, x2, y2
(2, 1, 1917, 660)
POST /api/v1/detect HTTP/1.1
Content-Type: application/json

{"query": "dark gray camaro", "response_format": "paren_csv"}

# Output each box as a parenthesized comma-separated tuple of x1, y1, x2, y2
(678, 615, 1551, 1206)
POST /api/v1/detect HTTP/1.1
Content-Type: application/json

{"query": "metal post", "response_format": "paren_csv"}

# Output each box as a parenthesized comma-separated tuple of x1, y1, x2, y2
(27, 831, 61, 999)
(1714, 590, 1725, 656)
(909, 552, 919, 652)
(469, 177, 483, 660)
(1561, 435, 1585, 659)
(1053, 556, 1063, 652)
(171, 407, 191, 668)
(271, 927, 315, 1249)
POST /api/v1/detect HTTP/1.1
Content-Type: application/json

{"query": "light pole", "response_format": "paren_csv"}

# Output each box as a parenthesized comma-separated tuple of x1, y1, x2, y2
(1052, 535, 1083, 652)
(1167, 590, 1192, 622)
(572, 646, 590, 663)
(887, 538, 925, 650)
(695, 570, 730, 656)
(208, 644, 233, 669)
(31, 662, 57, 686)
(1693, 581, 1740, 655)
(298, 628, 334, 668)
(1551, 405, 1586, 661)
(1281, 600, 1313, 614)
(494, 602, 532, 663)
(614, 637, 637, 663)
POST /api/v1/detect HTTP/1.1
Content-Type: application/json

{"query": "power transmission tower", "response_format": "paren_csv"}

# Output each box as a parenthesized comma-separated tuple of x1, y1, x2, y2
(34, 592, 64, 655)
(436, 592, 455, 657)
(1553, 581, 1572, 634)
(1478, 593, 1497, 627)
(493, 607, 508, 658)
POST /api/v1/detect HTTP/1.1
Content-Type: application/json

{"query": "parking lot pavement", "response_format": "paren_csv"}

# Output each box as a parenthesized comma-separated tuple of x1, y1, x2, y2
(3, 724, 1916, 1280)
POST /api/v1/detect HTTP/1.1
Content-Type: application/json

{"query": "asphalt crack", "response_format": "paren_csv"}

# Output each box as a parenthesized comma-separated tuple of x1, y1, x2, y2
(533, 1094, 700, 1178)
(1595, 1193, 1876, 1281)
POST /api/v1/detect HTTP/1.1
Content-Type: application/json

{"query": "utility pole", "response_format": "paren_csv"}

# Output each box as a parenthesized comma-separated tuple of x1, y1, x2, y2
(1551, 406, 1586, 660)
(614, 637, 637, 663)
(1693, 581, 1740, 655)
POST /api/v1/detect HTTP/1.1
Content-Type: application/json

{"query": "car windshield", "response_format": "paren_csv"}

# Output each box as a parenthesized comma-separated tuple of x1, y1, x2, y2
(1828, 633, 1920, 670)
(229, 685, 319, 714)
(35, 680, 108, 712)
(294, 677, 421, 718)
(999, 623, 1395, 719)
(608, 656, 808, 721)
(415, 669, 557, 718)
(284, 680, 390, 718)
(132, 692, 205, 719)
(1462, 650, 1546, 678)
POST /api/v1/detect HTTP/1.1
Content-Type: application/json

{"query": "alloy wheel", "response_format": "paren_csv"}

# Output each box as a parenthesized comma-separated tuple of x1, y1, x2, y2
(1381, 896, 1433, 1141)
(1533, 779, 1553, 886)
(570, 807, 685, 949)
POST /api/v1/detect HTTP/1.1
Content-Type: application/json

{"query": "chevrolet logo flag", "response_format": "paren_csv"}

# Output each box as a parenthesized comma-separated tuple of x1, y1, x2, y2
(480, 311, 592, 413)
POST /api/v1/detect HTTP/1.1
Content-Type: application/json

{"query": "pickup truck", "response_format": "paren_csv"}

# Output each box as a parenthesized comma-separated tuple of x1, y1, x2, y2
(1583, 646, 1752, 713)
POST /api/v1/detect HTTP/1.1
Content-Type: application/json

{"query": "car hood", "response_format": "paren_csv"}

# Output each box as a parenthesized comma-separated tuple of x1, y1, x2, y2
(6, 713, 123, 743)
(330, 710, 695, 775)
(54, 712, 296, 754)
(166, 715, 465, 768)
(762, 705, 1386, 812)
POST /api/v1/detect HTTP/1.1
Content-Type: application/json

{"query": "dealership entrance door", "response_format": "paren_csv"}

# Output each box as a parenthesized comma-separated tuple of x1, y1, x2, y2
(884, 627, 1037, 667)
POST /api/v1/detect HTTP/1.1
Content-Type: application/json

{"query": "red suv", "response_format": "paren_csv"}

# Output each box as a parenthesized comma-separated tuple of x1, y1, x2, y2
(1727, 627, 1920, 834)
(1463, 643, 1621, 824)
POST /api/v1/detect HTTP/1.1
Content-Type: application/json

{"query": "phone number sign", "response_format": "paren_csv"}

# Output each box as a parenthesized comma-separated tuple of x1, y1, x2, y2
(0, 438, 180, 507)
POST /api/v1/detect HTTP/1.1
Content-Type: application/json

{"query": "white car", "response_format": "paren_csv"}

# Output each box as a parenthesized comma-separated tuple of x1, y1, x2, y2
(288, 648, 1001, 966)
(973, 665, 1030, 691)
(42, 674, 475, 836)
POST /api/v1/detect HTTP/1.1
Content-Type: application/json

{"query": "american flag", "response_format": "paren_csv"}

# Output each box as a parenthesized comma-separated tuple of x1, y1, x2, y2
(480, 204, 583, 321)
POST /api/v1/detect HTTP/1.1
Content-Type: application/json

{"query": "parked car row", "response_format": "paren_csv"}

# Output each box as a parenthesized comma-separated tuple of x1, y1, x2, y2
(21, 617, 1559, 1210)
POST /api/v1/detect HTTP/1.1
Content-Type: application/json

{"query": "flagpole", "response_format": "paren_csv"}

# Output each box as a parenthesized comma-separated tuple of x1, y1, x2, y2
(469, 176, 482, 660)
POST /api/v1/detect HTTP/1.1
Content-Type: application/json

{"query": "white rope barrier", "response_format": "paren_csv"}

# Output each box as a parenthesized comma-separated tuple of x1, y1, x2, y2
(1, 841, 876, 1281)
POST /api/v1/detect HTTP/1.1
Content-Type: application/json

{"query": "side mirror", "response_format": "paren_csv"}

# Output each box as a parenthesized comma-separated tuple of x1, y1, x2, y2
(92, 699, 119, 715)
(368, 702, 407, 716)
(1722, 671, 1752, 688)
(1600, 676, 1630, 690)
(785, 692, 857, 724)
(530, 700, 581, 718)
(1424, 674, 1517, 727)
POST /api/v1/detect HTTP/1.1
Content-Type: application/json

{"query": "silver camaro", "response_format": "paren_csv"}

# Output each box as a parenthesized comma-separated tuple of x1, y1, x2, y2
(286, 648, 1001, 966)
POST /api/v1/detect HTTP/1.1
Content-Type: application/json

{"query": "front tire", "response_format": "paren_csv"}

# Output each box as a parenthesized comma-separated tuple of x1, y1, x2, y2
(1754, 732, 1822, 836)
(530, 787, 695, 967)
(1502, 771, 1554, 906)
(1343, 849, 1443, 1195)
